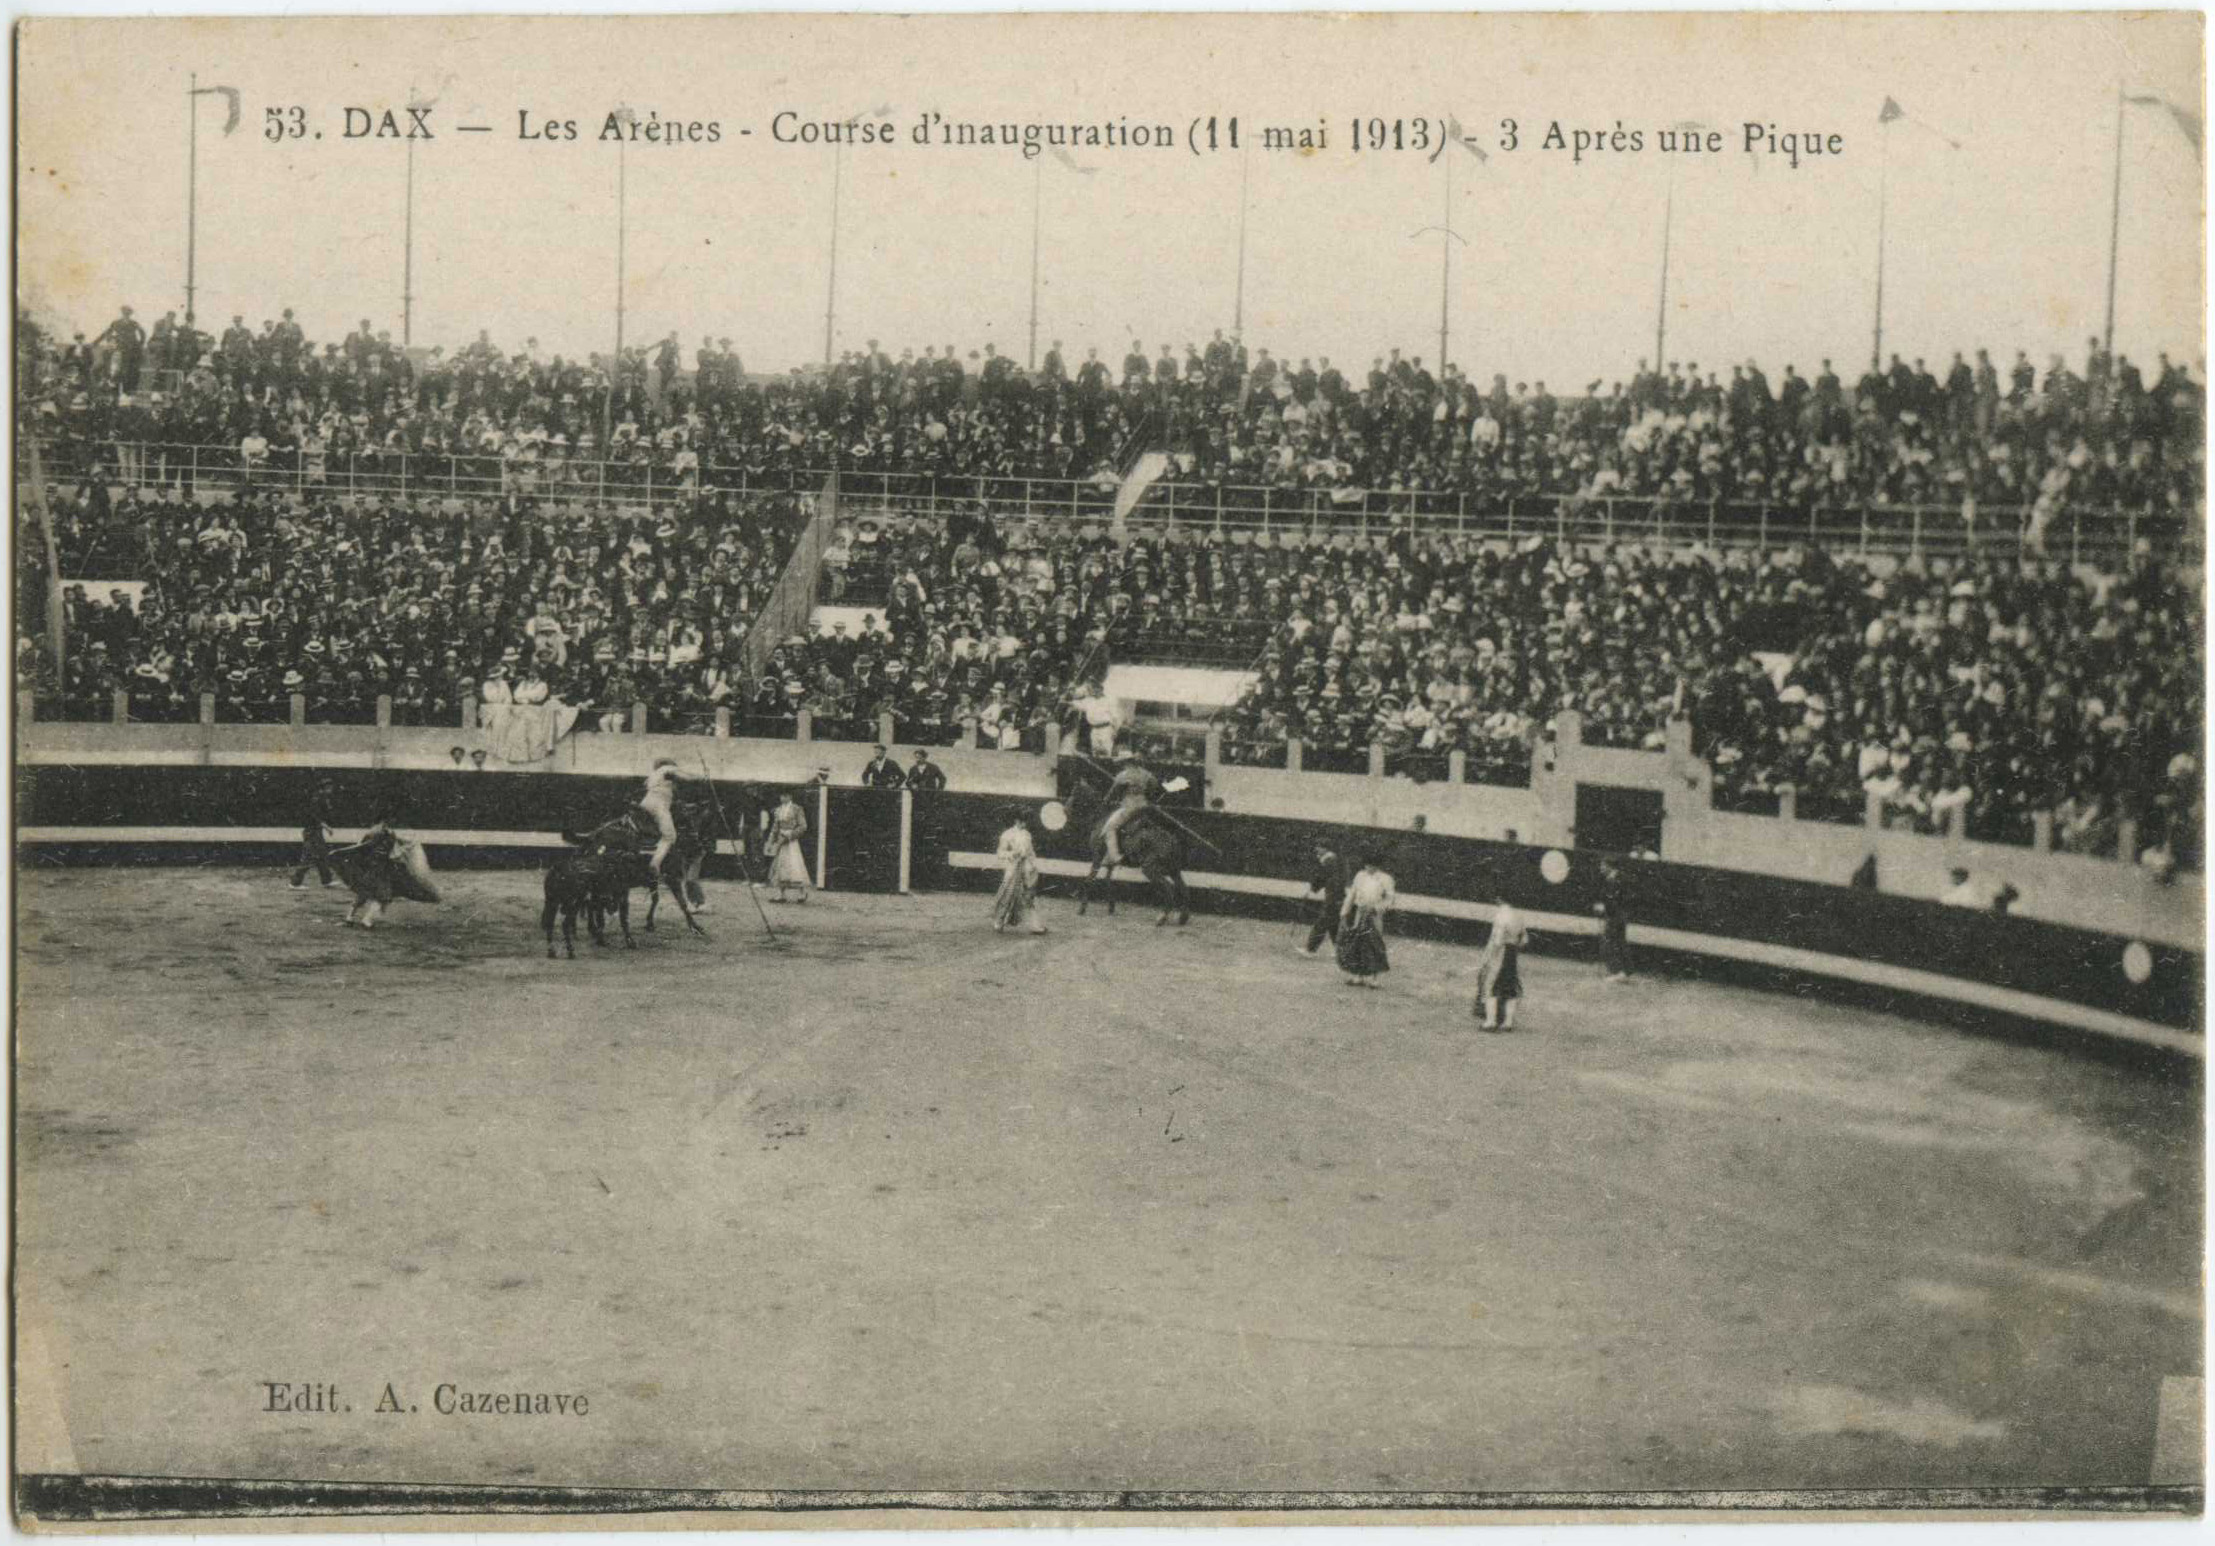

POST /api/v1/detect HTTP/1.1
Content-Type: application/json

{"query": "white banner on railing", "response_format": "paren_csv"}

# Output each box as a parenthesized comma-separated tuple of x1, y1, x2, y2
(1105, 663, 1257, 710)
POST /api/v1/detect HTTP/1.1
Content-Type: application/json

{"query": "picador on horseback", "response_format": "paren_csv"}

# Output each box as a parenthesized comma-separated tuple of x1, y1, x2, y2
(1100, 754, 1163, 869)
(1079, 751, 1199, 926)
(547, 758, 711, 954)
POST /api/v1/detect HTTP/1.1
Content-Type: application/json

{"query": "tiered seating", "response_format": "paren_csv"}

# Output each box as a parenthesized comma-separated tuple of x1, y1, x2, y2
(21, 307, 2201, 528)
(17, 307, 2201, 865)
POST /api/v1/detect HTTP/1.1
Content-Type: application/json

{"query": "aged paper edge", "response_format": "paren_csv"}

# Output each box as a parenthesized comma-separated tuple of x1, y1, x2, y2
(12, 1475, 2204, 1530)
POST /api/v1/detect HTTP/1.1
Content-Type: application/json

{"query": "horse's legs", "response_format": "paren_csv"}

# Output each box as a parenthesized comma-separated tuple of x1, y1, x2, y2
(1150, 866, 1174, 926)
(619, 893, 636, 949)
(1103, 862, 1118, 915)
(669, 874, 708, 936)
(542, 893, 560, 958)
(1175, 871, 1191, 926)
(644, 883, 660, 932)
(562, 900, 578, 959)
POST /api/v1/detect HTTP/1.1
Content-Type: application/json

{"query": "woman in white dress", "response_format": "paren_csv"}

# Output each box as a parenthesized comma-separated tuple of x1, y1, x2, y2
(992, 810, 1048, 934)
(764, 789, 812, 903)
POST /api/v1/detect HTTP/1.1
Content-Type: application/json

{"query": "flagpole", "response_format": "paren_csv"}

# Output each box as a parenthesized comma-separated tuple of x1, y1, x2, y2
(402, 127, 417, 347)
(1027, 154, 1042, 371)
(603, 131, 626, 451)
(1437, 150, 1452, 375)
(616, 133, 627, 372)
(1233, 146, 1250, 338)
(186, 72, 199, 325)
(823, 141, 843, 367)
(1654, 165, 1674, 373)
(2103, 79, 2125, 357)
(1872, 116, 1891, 371)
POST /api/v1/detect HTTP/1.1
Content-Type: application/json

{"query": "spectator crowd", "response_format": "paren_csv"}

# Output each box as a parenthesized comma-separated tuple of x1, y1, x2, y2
(18, 303, 2204, 541)
(14, 302, 2203, 869)
(1207, 526, 2199, 868)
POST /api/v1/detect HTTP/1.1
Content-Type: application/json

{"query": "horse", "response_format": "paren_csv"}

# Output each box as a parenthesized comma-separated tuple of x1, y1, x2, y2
(640, 823, 711, 932)
(1080, 806, 1191, 926)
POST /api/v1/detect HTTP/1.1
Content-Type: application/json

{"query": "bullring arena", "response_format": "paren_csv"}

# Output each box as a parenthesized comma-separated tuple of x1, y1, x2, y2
(13, 707, 2204, 1506)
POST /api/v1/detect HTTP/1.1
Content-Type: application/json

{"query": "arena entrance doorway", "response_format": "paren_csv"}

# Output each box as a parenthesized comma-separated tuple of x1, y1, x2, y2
(1574, 783, 1664, 856)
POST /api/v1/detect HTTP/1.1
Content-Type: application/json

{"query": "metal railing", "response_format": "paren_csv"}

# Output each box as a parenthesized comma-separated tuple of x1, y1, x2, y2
(1125, 482, 2199, 568)
(23, 437, 2199, 566)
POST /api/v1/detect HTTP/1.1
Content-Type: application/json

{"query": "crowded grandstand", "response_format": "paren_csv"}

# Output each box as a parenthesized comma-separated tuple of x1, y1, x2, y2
(15, 304, 2206, 872)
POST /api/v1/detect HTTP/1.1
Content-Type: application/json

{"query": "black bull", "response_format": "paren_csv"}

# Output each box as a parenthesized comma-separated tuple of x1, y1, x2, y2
(541, 816, 711, 959)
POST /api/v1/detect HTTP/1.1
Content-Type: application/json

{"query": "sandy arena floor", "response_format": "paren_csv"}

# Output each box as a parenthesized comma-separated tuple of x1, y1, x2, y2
(13, 866, 2202, 1495)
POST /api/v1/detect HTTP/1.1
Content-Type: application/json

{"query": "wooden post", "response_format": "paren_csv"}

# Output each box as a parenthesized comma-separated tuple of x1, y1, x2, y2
(1447, 749, 1467, 784)
(18, 689, 35, 726)
(715, 707, 732, 738)
(877, 711, 896, 746)
(795, 708, 813, 743)
(898, 787, 913, 894)
(2031, 810, 2055, 853)
(375, 695, 392, 728)
(199, 692, 217, 726)
(631, 702, 648, 735)
(1779, 787, 1798, 822)
(112, 689, 130, 726)
(814, 778, 830, 891)
(1368, 742, 1386, 779)
(1286, 737, 1303, 774)
(2117, 817, 2138, 866)
(1204, 723, 1222, 769)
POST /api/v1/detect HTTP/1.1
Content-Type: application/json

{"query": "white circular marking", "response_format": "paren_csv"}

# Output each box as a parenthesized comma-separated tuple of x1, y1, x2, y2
(2122, 941, 2154, 985)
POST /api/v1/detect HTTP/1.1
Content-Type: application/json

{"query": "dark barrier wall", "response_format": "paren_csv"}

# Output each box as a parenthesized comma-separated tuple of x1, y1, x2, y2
(19, 764, 2202, 1034)
(824, 787, 903, 893)
(910, 791, 2202, 1034)
(15, 764, 822, 875)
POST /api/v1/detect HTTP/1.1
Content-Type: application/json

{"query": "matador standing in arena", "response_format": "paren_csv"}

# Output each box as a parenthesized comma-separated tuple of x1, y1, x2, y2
(1101, 753, 1162, 866)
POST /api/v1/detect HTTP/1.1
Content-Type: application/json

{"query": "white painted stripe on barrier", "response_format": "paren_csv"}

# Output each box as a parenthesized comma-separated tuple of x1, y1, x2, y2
(949, 851, 2197, 1056)
(19, 825, 575, 850)
(951, 852, 1603, 932)
(1634, 924, 2203, 1057)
